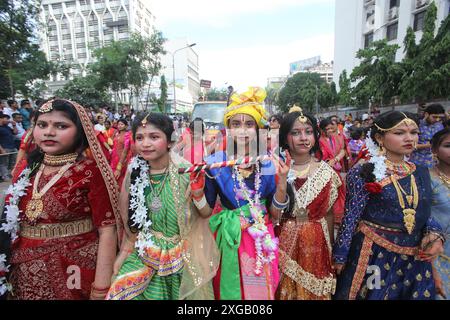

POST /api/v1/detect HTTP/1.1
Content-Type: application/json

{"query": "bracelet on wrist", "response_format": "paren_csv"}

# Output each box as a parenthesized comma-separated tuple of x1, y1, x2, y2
(193, 195, 207, 210)
(272, 194, 289, 210)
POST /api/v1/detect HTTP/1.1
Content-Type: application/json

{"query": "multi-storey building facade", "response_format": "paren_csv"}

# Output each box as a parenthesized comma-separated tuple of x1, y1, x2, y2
(39, 0, 155, 94)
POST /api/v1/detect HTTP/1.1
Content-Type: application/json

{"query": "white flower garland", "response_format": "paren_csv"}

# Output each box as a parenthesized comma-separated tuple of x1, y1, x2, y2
(0, 253, 11, 295)
(0, 168, 32, 241)
(0, 167, 32, 295)
(128, 156, 155, 257)
(364, 130, 387, 182)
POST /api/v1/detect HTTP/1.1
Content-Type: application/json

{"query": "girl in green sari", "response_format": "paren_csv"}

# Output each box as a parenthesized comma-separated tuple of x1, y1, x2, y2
(106, 113, 219, 300)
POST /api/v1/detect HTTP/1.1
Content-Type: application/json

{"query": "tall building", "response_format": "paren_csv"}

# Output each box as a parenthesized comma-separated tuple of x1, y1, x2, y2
(39, 0, 155, 94)
(160, 38, 200, 113)
(334, 0, 450, 89)
(289, 56, 334, 84)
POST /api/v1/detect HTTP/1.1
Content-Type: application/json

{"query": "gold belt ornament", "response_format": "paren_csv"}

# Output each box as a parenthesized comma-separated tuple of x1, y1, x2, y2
(20, 219, 94, 239)
(149, 229, 181, 245)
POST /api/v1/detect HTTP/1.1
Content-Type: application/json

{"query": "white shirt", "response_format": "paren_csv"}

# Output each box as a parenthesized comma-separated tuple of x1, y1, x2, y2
(94, 123, 106, 132)
(3, 107, 17, 118)
(9, 122, 25, 139)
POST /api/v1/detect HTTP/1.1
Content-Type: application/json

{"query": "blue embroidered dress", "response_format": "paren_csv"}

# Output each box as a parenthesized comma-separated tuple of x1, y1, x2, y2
(430, 169, 450, 299)
(409, 120, 444, 168)
(333, 164, 443, 300)
(204, 151, 280, 300)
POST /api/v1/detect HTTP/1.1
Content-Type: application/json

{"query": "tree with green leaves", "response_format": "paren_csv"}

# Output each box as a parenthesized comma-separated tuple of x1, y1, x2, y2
(350, 40, 402, 107)
(89, 32, 166, 110)
(206, 88, 228, 101)
(55, 74, 111, 108)
(0, 0, 54, 98)
(157, 75, 168, 113)
(277, 72, 325, 113)
(399, 2, 450, 102)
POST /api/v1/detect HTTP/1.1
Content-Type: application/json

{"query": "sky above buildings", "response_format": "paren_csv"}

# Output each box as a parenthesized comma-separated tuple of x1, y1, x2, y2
(149, 0, 335, 91)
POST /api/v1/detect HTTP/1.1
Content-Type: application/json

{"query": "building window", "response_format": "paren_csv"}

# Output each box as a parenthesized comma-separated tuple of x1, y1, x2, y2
(387, 23, 398, 41)
(364, 32, 374, 48)
(414, 10, 426, 31)
(389, 0, 399, 8)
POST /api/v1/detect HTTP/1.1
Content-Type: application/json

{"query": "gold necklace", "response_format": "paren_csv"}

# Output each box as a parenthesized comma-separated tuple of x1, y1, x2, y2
(43, 152, 78, 167)
(25, 162, 75, 222)
(436, 169, 450, 189)
(148, 167, 170, 213)
(293, 158, 312, 178)
(390, 174, 419, 235)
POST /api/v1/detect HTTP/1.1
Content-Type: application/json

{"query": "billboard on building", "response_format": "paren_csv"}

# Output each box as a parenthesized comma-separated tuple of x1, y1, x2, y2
(289, 56, 321, 74)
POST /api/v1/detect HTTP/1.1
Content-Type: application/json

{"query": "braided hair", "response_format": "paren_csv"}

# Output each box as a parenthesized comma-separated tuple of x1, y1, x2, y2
(128, 113, 174, 232)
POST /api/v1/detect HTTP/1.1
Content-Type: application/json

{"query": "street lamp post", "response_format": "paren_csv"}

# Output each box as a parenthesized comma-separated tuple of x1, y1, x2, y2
(172, 43, 196, 114)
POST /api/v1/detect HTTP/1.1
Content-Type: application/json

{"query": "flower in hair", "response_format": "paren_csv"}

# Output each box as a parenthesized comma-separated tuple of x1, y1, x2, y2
(365, 130, 387, 181)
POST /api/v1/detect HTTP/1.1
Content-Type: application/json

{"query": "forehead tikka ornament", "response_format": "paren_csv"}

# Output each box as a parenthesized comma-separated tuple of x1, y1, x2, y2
(374, 112, 418, 132)
(289, 104, 308, 124)
(38, 100, 54, 113)
(141, 114, 149, 127)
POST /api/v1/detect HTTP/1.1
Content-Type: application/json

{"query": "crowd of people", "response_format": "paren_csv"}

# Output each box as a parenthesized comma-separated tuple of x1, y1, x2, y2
(0, 88, 449, 301)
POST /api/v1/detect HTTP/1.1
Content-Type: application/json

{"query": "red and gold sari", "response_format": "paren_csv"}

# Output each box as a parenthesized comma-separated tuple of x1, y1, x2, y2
(6, 100, 122, 300)
(277, 161, 345, 300)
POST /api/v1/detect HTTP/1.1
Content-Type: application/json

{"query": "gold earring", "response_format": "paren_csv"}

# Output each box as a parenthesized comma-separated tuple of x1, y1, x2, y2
(413, 142, 417, 150)
(432, 153, 437, 162)
(379, 144, 386, 156)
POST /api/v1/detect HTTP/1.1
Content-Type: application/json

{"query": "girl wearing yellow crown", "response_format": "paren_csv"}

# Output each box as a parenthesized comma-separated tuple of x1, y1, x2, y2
(275, 106, 345, 300)
(190, 87, 290, 300)
(333, 111, 445, 300)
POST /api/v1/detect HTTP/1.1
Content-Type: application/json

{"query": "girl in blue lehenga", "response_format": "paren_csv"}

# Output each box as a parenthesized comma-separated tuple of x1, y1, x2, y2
(333, 111, 445, 300)
(430, 128, 450, 299)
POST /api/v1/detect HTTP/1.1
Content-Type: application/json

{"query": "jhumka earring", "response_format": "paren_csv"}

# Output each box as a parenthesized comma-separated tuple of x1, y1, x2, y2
(413, 141, 417, 150)
(379, 144, 386, 156)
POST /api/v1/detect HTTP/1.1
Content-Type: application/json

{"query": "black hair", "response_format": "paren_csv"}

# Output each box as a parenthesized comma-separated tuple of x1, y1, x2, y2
(104, 119, 111, 125)
(350, 127, 364, 140)
(0, 114, 10, 119)
(319, 118, 333, 132)
(131, 113, 174, 142)
(269, 114, 283, 123)
(7, 99, 16, 107)
(425, 103, 445, 115)
(279, 111, 322, 160)
(431, 127, 450, 152)
(12, 113, 22, 119)
(360, 111, 419, 183)
(35, 98, 44, 107)
(128, 112, 174, 232)
(27, 99, 89, 176)
(117, 118, 128, 126)
(20, 100, 30, 107)
(189, 117, 205, 134)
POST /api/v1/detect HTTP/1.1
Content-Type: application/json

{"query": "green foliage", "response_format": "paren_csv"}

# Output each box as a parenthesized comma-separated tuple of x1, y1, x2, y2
(399, 3, 450, 102)
(157, 75, 168, 113)
(338, 1, 449, 107)
(205, 88, 228, 101)
(0, 0, 54, 98)
(55, 75, 111, 108)
(350, 40, 401, 107)
(277, 72, 325, 113)
(89, 32, 166, 107)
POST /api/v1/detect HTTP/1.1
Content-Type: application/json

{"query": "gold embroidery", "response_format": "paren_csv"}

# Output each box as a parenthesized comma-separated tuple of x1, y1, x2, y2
(279, 249, 336, 297)
(424, 290, 431, 298)
(396, 269, 404, 276)
(349, 236, 373, 300)
(425, 270, 431, 278)
(358, 223, 418, 256)
(19, 218, 94, 239)
(384, 263, 391, 271)
(413, 291, 419, 298)
(416, 274, 422, 281)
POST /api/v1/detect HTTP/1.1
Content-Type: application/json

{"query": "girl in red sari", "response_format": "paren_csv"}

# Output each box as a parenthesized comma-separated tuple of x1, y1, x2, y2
(276, 106, 345, 300)
(319, 118, 350, 174)
(111, 119, 133, 187)
(0, 99, 122, 300)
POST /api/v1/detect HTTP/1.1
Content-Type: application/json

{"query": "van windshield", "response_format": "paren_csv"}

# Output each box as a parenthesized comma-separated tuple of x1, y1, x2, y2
(192, 103, 227, 124)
